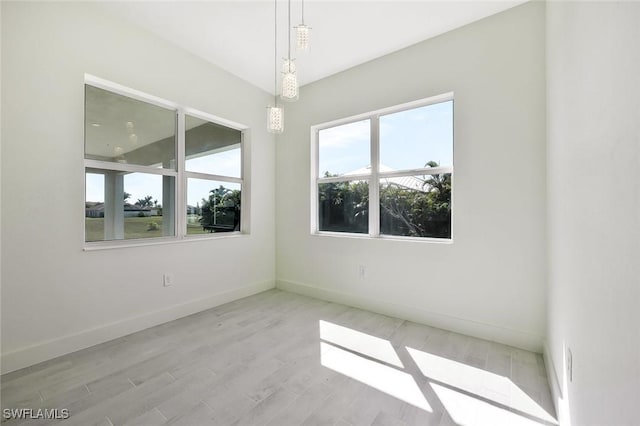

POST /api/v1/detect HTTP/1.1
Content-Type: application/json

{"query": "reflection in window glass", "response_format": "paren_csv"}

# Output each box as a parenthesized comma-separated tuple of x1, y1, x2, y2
(84, 85, 176, 168)
(380, 101, 453, 170)
(84, 171, 174, 242)
(318, 120, 370, 178)
(318, 181, 369, 234)
(187, 179, 241, 234)
(380, 173, 451, 238)
(185, 115, 242, 177)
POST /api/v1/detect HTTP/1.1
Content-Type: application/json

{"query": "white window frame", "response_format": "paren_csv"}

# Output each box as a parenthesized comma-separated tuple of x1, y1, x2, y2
(310, 92, 454, 242)
(84, 75, 249, 250)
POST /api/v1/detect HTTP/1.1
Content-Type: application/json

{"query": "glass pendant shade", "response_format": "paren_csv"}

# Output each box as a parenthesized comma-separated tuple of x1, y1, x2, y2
(281, 71, 299, 102)
(295, 24, 310, 51)
(267, 105, 284, 133)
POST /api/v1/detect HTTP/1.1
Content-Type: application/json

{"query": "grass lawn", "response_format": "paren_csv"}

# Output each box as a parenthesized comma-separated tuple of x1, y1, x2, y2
(86, 216, 210, 241)
(187, 223, 209, 235)
(86, 216, 165, 241)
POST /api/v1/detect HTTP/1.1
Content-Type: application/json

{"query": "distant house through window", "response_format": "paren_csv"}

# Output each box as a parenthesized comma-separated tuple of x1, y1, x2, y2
(84, 76, 246, 245)
(312, 94, 453, 240)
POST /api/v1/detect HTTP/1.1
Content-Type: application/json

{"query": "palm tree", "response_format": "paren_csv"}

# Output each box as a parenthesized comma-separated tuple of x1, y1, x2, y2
(199, 186, 240, 227)
(136, 195, 154, 207)
(422, 161, 451, 200)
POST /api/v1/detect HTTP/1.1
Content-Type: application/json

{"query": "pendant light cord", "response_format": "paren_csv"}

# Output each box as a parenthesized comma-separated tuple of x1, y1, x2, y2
(302, 0, 305, 25)
(287, 0, 292, 69)
(274, 0, 278, 104)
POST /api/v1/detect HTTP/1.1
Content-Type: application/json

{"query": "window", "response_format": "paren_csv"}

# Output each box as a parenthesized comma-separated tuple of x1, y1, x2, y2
(84, 77, 246, 245)
(184, 114, 243, 235)
(312, 94, 453, 240)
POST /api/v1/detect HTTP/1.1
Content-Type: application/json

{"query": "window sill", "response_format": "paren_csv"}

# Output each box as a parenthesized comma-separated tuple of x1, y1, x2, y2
(83, 232, 248, 251)
(311, 231, 453, 244)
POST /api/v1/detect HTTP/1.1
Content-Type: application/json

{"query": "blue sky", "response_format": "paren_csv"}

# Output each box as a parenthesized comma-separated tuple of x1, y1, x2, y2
(318, 101, 453, 176)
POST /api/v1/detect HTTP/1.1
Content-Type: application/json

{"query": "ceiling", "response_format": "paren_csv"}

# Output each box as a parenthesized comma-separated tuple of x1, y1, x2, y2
(99, 1, 527, 95)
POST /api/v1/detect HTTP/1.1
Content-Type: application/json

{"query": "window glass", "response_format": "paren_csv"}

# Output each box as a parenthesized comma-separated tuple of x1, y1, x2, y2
(379, 173, 451, 238)
(84, 81, 247, 245)
(380, 101, 453, 170)
(185, 115, 242, 177)
(318, 119, 370, 178)
(85, 171, 174, 242)
(187, 179, 241, 234)
(318, 181, 369, 234)
(314, 96, 453, 240)
(85, 85, 176, 169)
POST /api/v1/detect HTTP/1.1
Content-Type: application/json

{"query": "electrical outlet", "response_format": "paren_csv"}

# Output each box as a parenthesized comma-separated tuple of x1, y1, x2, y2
(358, 265, 367, 280)
(163, 273, 174, 287)
(567, 347, 573, 382)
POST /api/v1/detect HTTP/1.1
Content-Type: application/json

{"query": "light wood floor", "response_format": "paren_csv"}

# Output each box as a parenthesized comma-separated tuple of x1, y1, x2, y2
(1, 290, 556, 426)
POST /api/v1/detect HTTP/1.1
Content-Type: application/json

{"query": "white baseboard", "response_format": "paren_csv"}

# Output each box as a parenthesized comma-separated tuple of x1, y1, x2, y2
(277, 279, 544, 352)
(1, 280, 275, 374)
(543, 340, 562, 419)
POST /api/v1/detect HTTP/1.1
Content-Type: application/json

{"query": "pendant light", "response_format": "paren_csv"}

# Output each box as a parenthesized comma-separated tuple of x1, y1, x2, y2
(295, 0, 311, 51)
(267, 0, 284, 133)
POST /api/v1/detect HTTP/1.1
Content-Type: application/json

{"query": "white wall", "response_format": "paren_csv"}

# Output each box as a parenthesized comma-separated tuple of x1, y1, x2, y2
(546, 2, 640, 425)
(0, 2, 276, 373)
(0, 0, 3, 377)
(276, 2, 547, 351)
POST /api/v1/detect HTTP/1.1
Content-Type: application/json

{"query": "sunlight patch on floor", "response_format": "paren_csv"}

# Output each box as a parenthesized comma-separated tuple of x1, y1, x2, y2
(319, 320, 404, 368)
(407, 347, 557, 424)
(432, 383, 550, 426)
(317, 320, 556, 425)
(320, 341, 432, 412)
